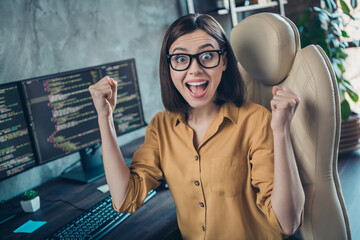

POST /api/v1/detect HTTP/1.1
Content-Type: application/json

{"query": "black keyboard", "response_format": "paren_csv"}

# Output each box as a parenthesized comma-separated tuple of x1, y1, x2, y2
(46, 190, 156, 240)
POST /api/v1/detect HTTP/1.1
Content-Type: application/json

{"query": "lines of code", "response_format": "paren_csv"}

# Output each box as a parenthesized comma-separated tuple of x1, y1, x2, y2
(101, 61, 145, 135)
(22, 59, 146, 164)
(0, 84, 35, 180)
(22, 70, 101, 163)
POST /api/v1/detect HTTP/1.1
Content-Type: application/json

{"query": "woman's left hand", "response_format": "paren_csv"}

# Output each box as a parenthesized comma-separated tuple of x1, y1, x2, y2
(270, 86, 300, 132)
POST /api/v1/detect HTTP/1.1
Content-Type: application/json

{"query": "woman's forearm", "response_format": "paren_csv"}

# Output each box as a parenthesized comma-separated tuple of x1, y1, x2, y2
(271, 127, 305, 235)
(98, 115, 130, 209)
(88, 76, 130, 208)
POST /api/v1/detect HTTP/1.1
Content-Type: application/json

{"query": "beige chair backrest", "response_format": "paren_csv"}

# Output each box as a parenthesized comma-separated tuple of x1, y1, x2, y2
(230, 13, 351, 240)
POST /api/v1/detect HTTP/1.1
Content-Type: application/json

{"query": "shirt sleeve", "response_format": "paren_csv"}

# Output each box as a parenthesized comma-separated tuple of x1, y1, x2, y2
(249, 108, 288, 236)
(113, 120, 163, 213)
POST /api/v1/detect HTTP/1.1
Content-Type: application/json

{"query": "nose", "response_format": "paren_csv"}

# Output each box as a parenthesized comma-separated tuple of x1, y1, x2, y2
(188, 57, 203, 75)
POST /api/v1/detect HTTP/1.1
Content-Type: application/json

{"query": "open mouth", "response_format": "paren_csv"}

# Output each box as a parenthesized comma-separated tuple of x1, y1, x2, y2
(186, 81, 209, 97)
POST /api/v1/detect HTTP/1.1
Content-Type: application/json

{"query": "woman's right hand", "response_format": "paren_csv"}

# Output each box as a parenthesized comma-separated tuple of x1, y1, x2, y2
(89, 76, 118, 118)
(89, 77, 130, 208)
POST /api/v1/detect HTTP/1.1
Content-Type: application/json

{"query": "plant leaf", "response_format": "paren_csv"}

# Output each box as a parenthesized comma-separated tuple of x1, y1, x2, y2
(331, 38, 340, 48)
(341, 99, 352, 120)
(318, 12, 330, 30)
(314, 6, 324, 12)
(339, 0, 356, 20)
(326, 33, 336, 42)
(335, 48, 348, 59)
(337, 62, 345, 73)
(332, 62, 342, 79)
(340, 0, 351, 14)
(330, 20, 342, 33)
(351, 0, 358, 8)
(342, 79, 359, 102)
(325, 0, 338, 11)
(338, 83, 346, 97)
(347, 88, 359, 102)
(342, 30, 350, 38)
(344, 79, 353, 85)
(339, 41, 349, 48)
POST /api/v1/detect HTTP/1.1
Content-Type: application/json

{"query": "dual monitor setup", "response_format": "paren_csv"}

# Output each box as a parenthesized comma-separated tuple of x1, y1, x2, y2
(0, 59, 146, 183)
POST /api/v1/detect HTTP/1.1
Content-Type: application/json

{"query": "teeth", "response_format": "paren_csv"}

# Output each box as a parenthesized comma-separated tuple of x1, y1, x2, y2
(187, 81, 207, 86)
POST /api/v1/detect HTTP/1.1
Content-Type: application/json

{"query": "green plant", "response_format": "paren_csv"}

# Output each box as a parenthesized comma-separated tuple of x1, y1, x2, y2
(21, 189, 38, 201)
(297, 0, 359, 120)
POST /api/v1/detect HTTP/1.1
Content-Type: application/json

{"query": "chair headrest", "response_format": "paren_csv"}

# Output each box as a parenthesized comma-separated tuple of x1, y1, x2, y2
(230, 13, 300, 85)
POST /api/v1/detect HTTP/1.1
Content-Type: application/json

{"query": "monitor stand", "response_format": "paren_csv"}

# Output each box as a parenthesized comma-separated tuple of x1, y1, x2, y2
(62, 144, 104, 183)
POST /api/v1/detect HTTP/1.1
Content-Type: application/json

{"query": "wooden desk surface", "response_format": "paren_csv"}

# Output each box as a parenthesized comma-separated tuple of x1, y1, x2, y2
(0, 177, 179, 240)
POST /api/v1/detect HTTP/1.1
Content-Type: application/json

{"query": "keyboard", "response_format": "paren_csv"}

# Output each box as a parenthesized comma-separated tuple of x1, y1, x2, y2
(46, 190, 156, 240)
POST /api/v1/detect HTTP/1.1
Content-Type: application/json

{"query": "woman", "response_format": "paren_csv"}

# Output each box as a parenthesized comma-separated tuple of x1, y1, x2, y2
(89, 13, 304, 239)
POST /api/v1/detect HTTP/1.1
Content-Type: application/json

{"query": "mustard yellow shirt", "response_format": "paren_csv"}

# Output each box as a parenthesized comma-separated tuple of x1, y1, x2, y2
(115, 101, 286, 239)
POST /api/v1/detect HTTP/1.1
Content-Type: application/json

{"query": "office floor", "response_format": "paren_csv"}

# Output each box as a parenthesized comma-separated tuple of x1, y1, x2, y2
(338, 149, 360, 239)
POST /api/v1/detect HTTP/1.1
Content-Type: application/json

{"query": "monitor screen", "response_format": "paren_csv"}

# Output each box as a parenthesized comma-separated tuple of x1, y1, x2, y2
(100, 61, 145, 136)
(21, 59, 146, 182)
(21, 68, 101, 164)
(0, 83, 36, 180)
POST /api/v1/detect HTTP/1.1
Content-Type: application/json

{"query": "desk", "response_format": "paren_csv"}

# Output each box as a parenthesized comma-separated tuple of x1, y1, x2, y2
(0, 177, 180, 240)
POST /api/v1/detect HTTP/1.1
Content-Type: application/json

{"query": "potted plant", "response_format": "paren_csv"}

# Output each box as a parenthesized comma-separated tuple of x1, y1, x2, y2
(296, 0, 359, 120)
(296, 0, 360, 152)
(20, 189, 40, 213)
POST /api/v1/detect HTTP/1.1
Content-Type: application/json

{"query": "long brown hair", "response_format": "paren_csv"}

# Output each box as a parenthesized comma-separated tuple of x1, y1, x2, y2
(159, 13, 246, 113)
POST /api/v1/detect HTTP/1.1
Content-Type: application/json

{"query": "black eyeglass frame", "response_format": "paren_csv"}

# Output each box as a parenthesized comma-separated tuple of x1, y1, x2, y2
(166, 49, 226, 71)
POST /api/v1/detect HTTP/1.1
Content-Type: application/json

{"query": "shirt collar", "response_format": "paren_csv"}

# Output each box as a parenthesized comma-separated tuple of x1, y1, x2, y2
(174, 112, 186, 127)
(222, 102, 239, 124)
(173, 102, 239, 127)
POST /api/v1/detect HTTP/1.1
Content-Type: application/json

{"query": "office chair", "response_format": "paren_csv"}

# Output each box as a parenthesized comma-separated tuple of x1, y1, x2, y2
(230, 13, 351, 240)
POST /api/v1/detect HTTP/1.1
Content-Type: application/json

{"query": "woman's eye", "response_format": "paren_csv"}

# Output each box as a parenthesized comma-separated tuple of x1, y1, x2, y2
(175, 55, 188, 63)
(201, 52, 213, 60)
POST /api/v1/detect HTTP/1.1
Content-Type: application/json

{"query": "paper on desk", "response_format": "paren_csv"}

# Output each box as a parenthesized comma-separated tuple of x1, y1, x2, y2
(97, 184, 109, 193)
(13, 220, 46, 233)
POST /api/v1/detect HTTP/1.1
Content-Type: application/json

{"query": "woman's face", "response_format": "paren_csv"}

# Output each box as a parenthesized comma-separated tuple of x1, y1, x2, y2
(168, 29, 227, 110)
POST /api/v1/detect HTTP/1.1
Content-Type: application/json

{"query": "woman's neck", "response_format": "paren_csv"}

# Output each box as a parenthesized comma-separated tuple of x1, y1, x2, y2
(186, 103, 221, 149)
(187, 103, 220, 126)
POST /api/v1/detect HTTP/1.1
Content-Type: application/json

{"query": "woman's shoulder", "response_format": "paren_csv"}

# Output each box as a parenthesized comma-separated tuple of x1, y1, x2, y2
(148, 109, 179, 128)
(233, 102, 272, 132)
(226, 101, 271, 127)
(237, 101, 271, 117)
(222, 101, 271, 126)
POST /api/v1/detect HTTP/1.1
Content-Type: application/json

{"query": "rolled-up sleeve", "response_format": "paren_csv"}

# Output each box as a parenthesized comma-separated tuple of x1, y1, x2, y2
(113, 121, 163, 213)
(249, 109, 288, 235)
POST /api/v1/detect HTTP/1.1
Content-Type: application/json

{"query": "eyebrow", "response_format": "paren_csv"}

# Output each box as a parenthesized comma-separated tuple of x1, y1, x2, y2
(171, 43, 216, 54)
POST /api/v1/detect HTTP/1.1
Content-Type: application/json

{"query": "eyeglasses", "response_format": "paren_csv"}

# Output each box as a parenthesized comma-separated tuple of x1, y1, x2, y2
(166, 49, 225, 71)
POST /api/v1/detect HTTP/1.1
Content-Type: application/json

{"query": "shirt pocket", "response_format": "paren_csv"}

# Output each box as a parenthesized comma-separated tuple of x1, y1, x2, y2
(210, 156, 246, 197)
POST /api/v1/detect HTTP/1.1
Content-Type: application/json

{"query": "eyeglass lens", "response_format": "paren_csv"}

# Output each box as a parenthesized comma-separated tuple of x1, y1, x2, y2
(170, 51, 220, 71)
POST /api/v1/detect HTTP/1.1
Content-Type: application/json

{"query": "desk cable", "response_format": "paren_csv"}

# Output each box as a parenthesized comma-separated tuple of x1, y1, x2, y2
(41, 198, 86, 211)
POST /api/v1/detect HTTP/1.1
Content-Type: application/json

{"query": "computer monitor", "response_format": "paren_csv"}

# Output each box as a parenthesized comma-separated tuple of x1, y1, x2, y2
(21, 59, 146, 182)
(0, 82, 36, 180)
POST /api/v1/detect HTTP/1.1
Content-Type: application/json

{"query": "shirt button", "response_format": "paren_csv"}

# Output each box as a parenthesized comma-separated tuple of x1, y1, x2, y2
(202, 225, 205, 231)
(195, 155, 199, 161)
(194, 180, 200, 186)
(199, 202, 204, 207)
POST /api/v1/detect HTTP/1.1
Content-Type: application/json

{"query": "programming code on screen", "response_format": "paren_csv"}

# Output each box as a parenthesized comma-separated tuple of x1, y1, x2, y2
(0, 84, 36, 180)
(22, 59, 145, 164)
(100, 62, 145, 135)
